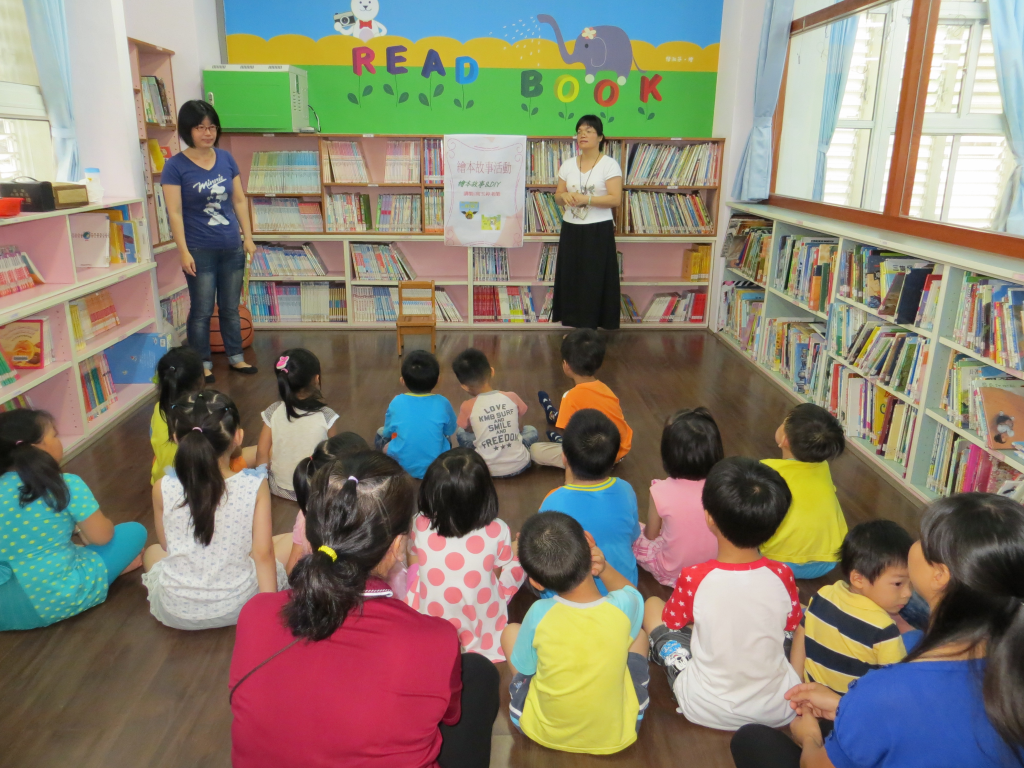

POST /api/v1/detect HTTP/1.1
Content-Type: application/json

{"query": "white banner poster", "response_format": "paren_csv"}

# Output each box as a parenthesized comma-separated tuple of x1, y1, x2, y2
(443, 134, 526, 248)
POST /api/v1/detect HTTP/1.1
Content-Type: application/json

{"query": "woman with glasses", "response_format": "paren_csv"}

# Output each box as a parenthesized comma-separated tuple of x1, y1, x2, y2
(552, 115, 624, 330)
(161, 100, 258, 383)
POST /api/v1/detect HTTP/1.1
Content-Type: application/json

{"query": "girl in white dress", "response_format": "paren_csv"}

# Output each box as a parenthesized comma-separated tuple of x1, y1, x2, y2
(142, 390, 289, 629)
(405, 448, 526, 661)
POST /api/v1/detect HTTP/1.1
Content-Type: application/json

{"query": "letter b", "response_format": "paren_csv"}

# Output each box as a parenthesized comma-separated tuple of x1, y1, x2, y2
(521, 70, 543, 98)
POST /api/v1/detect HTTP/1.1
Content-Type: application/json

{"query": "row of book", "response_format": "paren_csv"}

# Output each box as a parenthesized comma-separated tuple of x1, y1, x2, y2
(350, 243, 415, 280)
(147, 139, 172, 173)
(425, 188, 443, 232)
(829, 365, 918, 468)
(927, 425, 1022, 495)
(81, 351, 118, 422)
(473, 285, 540, 322)
(624, 142, 722, 187)
(941, 353, 1024, 451)
(326, 192, 372, 231)
(323, 140, 369, 183)
(384, 140, 420, 183)
(247, 151, 321, 194)
(160, 288, 189, 336)
(139, 75, 172, 126)
(435, 288, 463, 322)
(376, 194, 422, 232)
(763, 320, 827, 396)
(682, 244, 712, 281)
(0, 346, 18, 388)
(72, 208, 148, 267)
(537, 244, 558, 281)
(772, 235, 838, 312)
(951, 273, 1024, 370)
(352, 286, 400, 323)
(525, 191, 563, 234)
(250, 244, 328, 277)
(424, 138, 444, 184)
(0, 316, 56, 370)
(473, 248, 510, 281)
(626, 191, 714, 235)
(154, 185, 172, 243)
(0, 394, 30, 412)
(834, 247, 940, 325)
(248, 282, 347, 323)
(252, 199, 324, 233)
(724, 217, 773, 284)
(721, 282, 764, 351)
(69, 290, 120, 351)
(627, 291, 707, 324)
(527, 140, 577, 186)
(0, 246, 44, 298)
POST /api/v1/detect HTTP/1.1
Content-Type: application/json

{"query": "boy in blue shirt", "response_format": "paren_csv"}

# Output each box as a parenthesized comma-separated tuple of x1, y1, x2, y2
(375, 350, 457, 479)
(540, 409, 639, 593)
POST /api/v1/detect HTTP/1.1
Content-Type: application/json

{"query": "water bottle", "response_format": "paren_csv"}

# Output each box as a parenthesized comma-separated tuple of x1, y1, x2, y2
(81, 167, 103, 204)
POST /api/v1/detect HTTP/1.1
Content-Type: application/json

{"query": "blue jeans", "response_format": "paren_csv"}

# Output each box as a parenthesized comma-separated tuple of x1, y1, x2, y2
(87, 522, 148, 584)
(185, 245, 246, 368)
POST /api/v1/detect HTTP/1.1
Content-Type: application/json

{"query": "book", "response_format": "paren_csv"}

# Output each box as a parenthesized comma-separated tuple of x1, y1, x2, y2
(68, 289, 120, 350)
(0, 317, 53, 369)
(350, 243, 416, 280)
(247, 151, 321, 194)
(977, 382, 1024, 449)
(326, 193, 373, 232)
(0, 245, 45, 298)
(252, 198, 324, 232)
(537, 244, 558, 281)
(323, 140, 369, 183)
(384, 140, 421, 183)
(525, 191, 562, 234)
(80, 351, 118, 421)
(435, 288, 463, 322)
(424, 188, 444, 232)
(473, 248, 510, 281)
(147, 139, 165, 172)
(424, 138, 445, 184)
(139, 76, 172, 125)
(0, 345, 19, 388)
(248, 282, 347, 323)
(625, 141, 722, 186)
(106, 333, 169, 384)
(626, 190, 714, 235)
(375, 194, 422, 232)
(160, 288, 189, 335)
(153, 185, 172, 243)
(527, 139, 577, 185)
(683, 243, 713, 281)
(71, 213, 112, 268)
(250, 243, 328, 277)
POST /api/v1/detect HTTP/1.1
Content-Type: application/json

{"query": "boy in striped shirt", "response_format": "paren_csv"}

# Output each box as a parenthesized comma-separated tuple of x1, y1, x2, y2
(790, 520, 915, 694)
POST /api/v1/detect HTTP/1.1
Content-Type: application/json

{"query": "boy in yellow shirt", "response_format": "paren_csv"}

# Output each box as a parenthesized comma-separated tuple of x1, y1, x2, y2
(761, 403, 847, 578)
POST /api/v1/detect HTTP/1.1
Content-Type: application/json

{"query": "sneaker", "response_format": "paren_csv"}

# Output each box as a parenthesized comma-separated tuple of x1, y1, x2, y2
(546, 431, 563, 444)
(538, 391, 558, 425)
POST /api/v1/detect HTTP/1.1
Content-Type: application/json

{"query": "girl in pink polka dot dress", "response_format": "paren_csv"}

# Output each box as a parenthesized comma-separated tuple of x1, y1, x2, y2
(405, 448, 526, 662)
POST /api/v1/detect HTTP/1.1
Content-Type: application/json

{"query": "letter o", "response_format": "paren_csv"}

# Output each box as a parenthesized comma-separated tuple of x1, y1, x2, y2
(594, 79, 619, 107)
(554, 75, 580, 103)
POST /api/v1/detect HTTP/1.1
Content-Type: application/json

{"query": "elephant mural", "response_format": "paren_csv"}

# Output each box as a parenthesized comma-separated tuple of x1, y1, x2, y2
(537, 14, 644, 86)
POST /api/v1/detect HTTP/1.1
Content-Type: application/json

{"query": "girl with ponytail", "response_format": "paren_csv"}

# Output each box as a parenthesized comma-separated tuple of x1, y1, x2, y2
(248, 348, 338, 501)
(0, 410, 147, 630)
(731, 492, 1024, 768)
(142, 390, 290, 630)
(230, 451, 501, 768)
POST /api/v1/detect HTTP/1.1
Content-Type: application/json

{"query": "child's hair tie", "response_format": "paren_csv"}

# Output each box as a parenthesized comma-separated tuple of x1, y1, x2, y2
(192, 427, 203, 432)
(276, 355, 290, 371)
(348, 476, 359, 485)
(14, 440, 23, 445)
(318, 545, 337, 562)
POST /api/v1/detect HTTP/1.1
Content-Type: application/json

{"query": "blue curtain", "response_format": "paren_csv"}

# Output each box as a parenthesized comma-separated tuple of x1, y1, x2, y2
(812, 15, 859, 201)
(731, 0, 797, 202)
(989, 0, 1024, 235)
(23, 0, 79, 183)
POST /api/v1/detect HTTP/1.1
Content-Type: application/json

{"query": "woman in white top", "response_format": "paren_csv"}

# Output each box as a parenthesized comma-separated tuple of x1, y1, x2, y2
(553, 115, 624, 329)
(246, 348, 340, 500)
(142, 391, 290, 630)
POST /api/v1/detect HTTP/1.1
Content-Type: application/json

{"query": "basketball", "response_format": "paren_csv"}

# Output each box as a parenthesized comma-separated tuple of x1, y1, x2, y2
(210, 304, 254, 352)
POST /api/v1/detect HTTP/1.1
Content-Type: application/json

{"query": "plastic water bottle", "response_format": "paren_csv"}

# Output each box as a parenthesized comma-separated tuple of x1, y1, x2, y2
(81, 167, 103, 204)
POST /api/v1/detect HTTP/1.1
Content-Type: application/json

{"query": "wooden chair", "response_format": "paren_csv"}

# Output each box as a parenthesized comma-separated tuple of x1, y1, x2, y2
(396, 280, 436, 355)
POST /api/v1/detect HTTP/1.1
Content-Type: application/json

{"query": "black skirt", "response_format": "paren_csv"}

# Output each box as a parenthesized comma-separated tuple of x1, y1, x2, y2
(551, 219, 620, 330)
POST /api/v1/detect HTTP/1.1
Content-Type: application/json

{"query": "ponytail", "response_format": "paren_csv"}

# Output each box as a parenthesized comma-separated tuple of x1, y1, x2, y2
(292, 432, 371, 514)
(285, 451, 414, 641)
(907, 493, 1024, 751)
(156, 347, 205, 426)
(274, 348, 326, 421)
(170, 390, 240, 546)
(0, 409, 68, 511)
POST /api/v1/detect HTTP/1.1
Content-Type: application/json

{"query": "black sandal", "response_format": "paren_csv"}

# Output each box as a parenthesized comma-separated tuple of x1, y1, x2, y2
(231, 364, 259, 375)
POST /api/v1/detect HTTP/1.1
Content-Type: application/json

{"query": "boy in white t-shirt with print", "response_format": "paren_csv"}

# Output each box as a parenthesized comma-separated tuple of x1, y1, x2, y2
(452, 348, 539, 478)
(642, 456, 802, 731)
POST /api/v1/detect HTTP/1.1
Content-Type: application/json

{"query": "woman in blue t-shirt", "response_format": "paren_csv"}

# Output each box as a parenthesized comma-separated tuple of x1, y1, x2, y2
(161, 100, 257, 383)
(731, 492, 1024, 768)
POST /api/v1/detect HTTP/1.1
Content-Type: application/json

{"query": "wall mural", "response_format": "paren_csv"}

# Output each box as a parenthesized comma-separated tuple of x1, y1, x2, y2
(223, 0, 723, 136)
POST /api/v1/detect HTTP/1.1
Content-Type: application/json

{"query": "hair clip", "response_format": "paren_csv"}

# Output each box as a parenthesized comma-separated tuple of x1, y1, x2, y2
(167, 365, 175, 372)
(348, 476, 359, 485)
(318, 545, 338, 562)
(276, 355, 290, 371)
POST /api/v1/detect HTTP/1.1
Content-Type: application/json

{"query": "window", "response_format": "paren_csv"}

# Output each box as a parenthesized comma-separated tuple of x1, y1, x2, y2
(0, 0, 55, 182)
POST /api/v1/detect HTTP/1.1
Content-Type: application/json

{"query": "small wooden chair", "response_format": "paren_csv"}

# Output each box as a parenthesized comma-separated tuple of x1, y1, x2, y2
(396, 280, 436, 355)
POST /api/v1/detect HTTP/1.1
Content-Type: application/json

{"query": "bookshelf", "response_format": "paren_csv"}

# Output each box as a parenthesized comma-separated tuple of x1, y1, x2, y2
(217, 133, 723, 330)
(717, 201, 1024, 504)
(0, 199, 162, 462)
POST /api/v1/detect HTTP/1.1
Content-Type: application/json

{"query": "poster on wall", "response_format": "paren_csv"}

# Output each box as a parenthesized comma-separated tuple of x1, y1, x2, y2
(222, 0, 722, 137)
(443, 135, 526, 247)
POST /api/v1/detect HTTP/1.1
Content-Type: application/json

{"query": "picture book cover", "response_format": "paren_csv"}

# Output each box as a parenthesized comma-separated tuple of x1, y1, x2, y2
(979, 383, 1024, 449)
(70, 213, 112, 268)
(106, 333, 169, 384)
(0, 319, 44, 369)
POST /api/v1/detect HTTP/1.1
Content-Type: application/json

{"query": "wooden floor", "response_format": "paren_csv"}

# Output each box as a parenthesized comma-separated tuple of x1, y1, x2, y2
(0, 330, 923, 768)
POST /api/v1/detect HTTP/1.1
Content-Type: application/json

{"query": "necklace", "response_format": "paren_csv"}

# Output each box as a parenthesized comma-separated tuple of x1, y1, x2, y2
(569, 153, 601, 221)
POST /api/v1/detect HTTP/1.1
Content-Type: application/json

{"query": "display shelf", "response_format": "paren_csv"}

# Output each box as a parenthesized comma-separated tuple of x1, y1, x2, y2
(0, 362, 75, 405)
(766, 287, 828, 319)
(835, 294, 935, 338)
(826, 351, 918, 406)
(847, 435, 909, 481)
(623, 280, 709, 286)
(938, 337, 1024, 382)
(924, 408, 1024, 475)
(0, 197, 144, 228)
(252, 321, 347, 330)
(82, 382, 156, 437)
(153, 242, 177, 255)
(159, 285, 187, 301)
(73, 316, 158, 363)
(250, 274, 348, 282)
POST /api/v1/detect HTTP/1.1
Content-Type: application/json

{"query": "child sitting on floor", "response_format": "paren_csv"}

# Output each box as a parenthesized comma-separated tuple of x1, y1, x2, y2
(790, 519, 914, 693)
(760, 403, 848, 579)
(405, 447, 525, 661)
(0, 409, 147, 631)
(539, 409, 639, 593)
(634, 407, 723, 586)
(502, 512, 649, 755)
(249, 348, 339, 500)
(531, 329, 632, 469)
(285, 431, 369, 573)
(143, 391, 290, 629)
(376, 350, 457, 479)
(643, 457, 801, 731)
(451, 348, 539, 478)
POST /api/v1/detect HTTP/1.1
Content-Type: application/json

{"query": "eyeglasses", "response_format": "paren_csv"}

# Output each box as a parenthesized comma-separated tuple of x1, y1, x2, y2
(193, 124, 218, 134)
(576, 129, 597, 137)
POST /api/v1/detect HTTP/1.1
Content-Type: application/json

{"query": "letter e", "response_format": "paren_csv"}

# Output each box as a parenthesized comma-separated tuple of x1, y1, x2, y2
(386, 46, 408, 75)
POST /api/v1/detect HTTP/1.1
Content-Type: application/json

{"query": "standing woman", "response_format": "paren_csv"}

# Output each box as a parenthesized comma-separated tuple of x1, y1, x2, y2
(552, 115, 623, 330)
(161, 100, 257, 383)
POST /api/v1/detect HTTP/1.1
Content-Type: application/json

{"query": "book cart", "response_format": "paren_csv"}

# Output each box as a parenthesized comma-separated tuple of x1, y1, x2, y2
(718, 201, 1024, 504)
(0, 201, 161, 461)
(214, 133, 724, 330)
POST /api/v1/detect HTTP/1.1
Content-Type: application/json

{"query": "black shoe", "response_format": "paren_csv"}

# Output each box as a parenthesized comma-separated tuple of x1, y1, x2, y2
(231, 364, 259, 375)
(204, 372, 216, 384)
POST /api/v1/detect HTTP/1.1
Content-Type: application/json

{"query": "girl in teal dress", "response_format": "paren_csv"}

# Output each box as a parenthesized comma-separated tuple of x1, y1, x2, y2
(0, 409, 148, 630)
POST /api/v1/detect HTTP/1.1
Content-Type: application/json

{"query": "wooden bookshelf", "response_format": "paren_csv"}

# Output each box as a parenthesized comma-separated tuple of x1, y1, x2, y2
(718, 201, 1024, 505)
(218, 133, 721, 330)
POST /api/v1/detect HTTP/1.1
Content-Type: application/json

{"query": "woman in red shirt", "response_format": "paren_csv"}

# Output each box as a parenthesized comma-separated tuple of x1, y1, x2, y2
(230, 451, 499, 768)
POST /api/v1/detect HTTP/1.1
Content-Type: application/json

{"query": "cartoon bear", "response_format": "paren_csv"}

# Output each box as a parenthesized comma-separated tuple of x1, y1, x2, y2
(334, 0, 386, 41)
